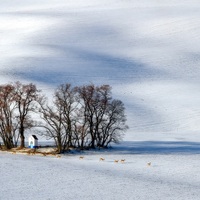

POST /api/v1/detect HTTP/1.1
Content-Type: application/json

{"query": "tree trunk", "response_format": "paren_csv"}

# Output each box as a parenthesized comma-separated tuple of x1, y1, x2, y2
(20, 134, 25, 148)
(80, 133, 84, 150)
(19, 127, 25, 148)
(90, 133, 96, 149)
(57, 137, 63, 153)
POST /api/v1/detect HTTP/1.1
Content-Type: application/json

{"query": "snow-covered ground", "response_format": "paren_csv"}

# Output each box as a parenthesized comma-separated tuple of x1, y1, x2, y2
(1, 132, 200, 200)
(1, 1, 200, 199)
(1, 0, 200, 134)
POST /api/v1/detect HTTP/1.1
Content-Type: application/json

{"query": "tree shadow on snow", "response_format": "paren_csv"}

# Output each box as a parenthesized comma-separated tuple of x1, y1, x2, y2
(111, 141, 200, 155)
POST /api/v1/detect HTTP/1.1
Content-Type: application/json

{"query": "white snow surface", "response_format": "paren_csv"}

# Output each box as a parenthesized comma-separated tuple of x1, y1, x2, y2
(1, 0, 200, 134)
(1, 132, 200, 200)
(1, 1, 200, 199)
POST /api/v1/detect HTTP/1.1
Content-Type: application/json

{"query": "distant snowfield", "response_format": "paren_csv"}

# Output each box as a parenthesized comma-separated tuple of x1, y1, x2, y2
(1, 0, 200, 134)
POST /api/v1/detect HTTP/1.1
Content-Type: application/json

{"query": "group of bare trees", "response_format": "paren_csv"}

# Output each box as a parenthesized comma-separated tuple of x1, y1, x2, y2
(0, 82, 39, 149)
(0, 82, 128, 153)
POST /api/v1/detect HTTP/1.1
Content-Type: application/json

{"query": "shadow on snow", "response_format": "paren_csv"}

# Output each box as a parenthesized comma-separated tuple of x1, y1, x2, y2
(110, 140, 200, 155)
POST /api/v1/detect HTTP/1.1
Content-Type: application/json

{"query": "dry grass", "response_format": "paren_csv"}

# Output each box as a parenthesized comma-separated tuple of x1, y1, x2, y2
(3, 147, 59, 158)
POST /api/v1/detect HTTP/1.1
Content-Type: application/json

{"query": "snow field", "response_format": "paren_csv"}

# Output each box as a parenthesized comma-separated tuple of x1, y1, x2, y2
(1, 131, 200, 200)
(1, 0, 200, 133)
(1, 148, 200, 200)
(1, 1, 200, 199)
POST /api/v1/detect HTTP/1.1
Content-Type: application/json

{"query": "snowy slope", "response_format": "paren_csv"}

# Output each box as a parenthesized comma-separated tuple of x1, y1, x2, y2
(1, 2, 200, 199)
(1, 0, 200, 135)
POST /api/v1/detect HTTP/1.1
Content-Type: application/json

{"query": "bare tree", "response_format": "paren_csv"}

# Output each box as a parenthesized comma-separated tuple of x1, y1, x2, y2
(77, 85, 94, 148)
(0, 84, 18, 149)
(100, 99, 128, 147)
(0, 82, 128, 151)
(14, 82, 40, 148)
(38, 84, 78, 153)
(38, 98, 67, 153)
(54, 84, 78, 148)
(76, 84, 126, 149)
(93, 85, 112, 147)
